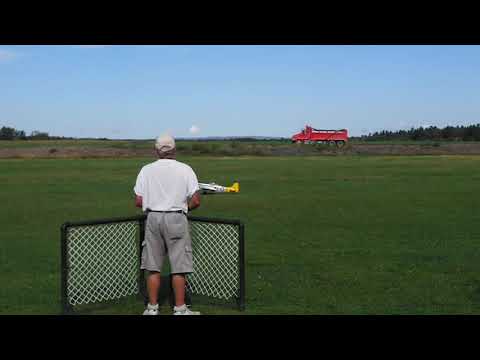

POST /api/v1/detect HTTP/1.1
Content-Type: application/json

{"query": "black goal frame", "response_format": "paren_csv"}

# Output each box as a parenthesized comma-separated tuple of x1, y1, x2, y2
(60, 214, 245, 314)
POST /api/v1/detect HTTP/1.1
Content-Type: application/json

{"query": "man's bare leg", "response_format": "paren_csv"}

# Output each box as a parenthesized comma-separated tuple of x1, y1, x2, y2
(171, 273, 186, 306)
(171, 274, 200, 315)
(146, 271, 161, 305)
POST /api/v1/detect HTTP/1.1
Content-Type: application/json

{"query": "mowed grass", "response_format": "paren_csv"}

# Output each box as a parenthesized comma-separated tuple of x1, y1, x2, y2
(1, 155, 480, 314)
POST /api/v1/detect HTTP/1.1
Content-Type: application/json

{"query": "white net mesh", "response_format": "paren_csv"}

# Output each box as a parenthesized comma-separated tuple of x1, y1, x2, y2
(186, 221, 240, 300)
(66, 222, 140, 306)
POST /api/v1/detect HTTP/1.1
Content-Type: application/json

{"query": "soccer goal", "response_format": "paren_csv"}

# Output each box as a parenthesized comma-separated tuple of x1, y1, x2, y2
(60, 214, 245, 314)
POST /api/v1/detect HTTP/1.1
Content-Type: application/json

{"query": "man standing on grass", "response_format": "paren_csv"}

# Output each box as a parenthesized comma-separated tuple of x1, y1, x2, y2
(134, 134, 201, 315)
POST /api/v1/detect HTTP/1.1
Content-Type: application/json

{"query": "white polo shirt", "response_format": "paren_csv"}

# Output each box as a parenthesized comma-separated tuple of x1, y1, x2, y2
(133, 159, 200, 213)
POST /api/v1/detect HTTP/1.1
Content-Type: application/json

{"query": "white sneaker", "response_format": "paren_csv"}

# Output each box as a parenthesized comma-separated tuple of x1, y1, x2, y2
(173, 304, 201, 315)
(143, 303, 159, 315)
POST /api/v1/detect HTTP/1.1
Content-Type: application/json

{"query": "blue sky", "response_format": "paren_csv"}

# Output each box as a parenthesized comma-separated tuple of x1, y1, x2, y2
(1, 45, 480, 139)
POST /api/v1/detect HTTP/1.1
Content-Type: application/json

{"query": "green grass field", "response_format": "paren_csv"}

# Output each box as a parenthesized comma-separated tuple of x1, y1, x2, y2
(1, 155, 480, 314)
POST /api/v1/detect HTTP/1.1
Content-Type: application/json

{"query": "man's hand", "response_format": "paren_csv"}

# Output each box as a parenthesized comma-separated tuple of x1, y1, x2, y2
(135, 195, 143, 208)
(188, 191, 201, 211)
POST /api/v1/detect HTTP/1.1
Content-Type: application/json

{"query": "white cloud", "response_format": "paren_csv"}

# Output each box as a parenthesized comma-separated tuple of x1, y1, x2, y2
(0, 49, 16, 62)
(189, 125, 200, 135)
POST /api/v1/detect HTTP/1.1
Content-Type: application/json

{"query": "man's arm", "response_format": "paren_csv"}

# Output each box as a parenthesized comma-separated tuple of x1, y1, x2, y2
(134, 167, 145, 209)
(135, 195, 143, 208)
(188, 191, 201, 211)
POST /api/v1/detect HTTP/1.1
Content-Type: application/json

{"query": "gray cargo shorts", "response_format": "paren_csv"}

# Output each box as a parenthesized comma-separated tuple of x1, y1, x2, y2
(140, 212, 193, 274)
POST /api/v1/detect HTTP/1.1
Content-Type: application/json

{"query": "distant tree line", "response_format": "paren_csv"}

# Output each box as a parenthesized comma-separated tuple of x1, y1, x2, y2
(0, 126, 76, 140)
(0, 126, 27, 140)
(4, 123, 480, 142)
(189, 137, 290, 142)
(358, 124, 480, 142)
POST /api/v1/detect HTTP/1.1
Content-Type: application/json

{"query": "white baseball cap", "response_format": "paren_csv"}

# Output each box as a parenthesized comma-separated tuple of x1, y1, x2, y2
(155, 134, 176, 152)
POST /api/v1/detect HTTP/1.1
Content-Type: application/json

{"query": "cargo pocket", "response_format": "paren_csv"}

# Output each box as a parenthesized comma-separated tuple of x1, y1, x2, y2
(184, 245, 193, 272)
(140, 242, 147, 269)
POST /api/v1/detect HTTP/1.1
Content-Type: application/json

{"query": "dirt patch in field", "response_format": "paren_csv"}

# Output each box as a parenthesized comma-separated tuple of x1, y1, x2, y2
(0, 146, 155, 159)
(346, 143, 480, 156)
(2, 143, 480, 158)
(268, 143, 480, 156)
(249, 143, 480, 156)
